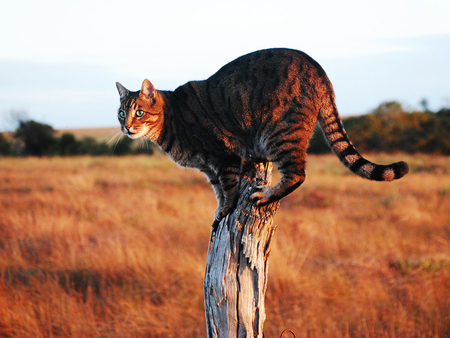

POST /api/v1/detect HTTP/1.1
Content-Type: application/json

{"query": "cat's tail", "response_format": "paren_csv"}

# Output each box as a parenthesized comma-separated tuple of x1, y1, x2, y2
(317, 99, 409, 182)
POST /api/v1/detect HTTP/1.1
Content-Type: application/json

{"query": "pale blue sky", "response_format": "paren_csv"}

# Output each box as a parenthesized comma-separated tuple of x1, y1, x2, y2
(1, 0, 449, 131)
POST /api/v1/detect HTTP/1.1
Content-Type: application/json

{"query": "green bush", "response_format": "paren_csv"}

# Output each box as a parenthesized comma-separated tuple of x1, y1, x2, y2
(14, 120, 57, 156)
(0, 133, 12, 156)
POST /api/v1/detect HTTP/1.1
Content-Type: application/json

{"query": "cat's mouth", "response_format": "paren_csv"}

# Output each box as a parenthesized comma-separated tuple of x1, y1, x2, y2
(122, 127, 138, 139)
(123, 127, 147, 139)
(126, 130, 141, 139)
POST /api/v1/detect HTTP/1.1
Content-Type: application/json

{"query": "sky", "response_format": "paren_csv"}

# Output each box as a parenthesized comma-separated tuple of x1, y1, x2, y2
(1, 0, 449, 131)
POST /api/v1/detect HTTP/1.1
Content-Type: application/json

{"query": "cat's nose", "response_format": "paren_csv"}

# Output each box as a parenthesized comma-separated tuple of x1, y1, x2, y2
(125, 125, 136, 135)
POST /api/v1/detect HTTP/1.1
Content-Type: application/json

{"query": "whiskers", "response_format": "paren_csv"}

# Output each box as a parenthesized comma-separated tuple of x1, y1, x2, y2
(104, 129, 123, 145)
(103, 128, 155, 155)
(107, 130, 126, 154)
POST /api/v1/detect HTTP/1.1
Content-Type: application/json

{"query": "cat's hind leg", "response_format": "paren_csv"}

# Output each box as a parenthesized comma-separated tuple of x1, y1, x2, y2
(251, 134, 309, 206)
(251, 162, 305, 206)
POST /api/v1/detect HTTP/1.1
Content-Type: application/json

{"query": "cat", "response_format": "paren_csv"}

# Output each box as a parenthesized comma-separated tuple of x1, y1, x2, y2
(116, 48, 408, 226)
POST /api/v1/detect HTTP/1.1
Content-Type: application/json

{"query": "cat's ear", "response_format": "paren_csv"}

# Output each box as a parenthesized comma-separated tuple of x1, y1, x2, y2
(140, 79, 157, 100)
(116, 82, 129, 100)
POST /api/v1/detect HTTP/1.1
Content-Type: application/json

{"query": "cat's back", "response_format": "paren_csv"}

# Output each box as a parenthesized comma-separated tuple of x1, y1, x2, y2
(208, 48, 327, 85)
(184, 48, 331, 122)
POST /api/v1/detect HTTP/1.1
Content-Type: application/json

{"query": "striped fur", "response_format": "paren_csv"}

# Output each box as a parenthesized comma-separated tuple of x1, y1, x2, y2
(116, 48, 408, 223)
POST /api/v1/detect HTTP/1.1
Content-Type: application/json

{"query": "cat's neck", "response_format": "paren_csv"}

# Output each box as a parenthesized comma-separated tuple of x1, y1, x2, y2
(154, 89, 198, 166)
(143, 90, 172, 144)
(157, 90, 174, 110)
(152, 90, 175, 147)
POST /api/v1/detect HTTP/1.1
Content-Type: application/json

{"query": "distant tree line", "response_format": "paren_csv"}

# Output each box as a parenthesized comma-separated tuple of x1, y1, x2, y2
(0, 119, 155, 157)
(1, 101, 449, 157)
(308, 101, 450, 155)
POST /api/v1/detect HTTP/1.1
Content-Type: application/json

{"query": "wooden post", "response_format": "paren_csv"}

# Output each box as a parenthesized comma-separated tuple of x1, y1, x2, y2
(204, 162, 280, 338)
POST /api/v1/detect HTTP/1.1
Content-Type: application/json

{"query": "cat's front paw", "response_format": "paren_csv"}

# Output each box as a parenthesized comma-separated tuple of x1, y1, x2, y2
(251, 186, 271, 206)
(211, 217, 221, 235)
(214, 205, 232, 224)
(211, 206, 230, 236)
(211, 204, 236, 238)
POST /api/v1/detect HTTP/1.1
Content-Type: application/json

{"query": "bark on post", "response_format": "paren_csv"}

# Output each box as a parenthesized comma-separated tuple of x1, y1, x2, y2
(204, 162, 280, 338)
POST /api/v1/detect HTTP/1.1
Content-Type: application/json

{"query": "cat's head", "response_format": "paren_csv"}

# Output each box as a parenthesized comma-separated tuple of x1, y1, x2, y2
(116, 79, 164, 141)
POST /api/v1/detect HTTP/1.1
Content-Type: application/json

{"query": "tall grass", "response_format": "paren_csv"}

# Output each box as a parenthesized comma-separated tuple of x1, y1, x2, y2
(0, 154, 449, 337)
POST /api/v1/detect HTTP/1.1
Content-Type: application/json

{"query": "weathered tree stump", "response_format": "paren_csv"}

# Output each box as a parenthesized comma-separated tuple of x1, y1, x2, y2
(204, 162, 280, 338)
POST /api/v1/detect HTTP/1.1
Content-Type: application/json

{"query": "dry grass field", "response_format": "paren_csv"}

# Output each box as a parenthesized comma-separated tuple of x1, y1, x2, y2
(0, 153, 449, 337)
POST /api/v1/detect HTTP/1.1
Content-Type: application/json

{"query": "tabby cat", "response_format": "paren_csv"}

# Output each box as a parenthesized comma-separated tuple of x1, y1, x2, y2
(116, 48, 408, 225)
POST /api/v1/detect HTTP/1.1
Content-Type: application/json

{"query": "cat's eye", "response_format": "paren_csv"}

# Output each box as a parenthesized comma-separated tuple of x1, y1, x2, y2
(136, 110, 145, 117)
(118, 111, 126, 119)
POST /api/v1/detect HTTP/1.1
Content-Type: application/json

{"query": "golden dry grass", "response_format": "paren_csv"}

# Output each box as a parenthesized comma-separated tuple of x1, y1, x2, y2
(0, 153, 449, 337)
